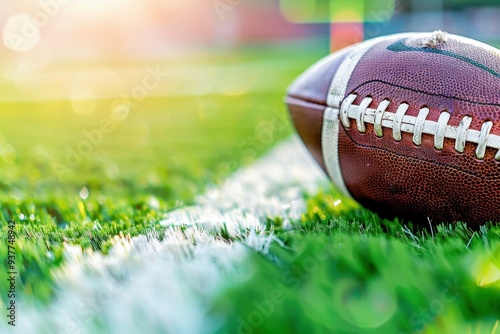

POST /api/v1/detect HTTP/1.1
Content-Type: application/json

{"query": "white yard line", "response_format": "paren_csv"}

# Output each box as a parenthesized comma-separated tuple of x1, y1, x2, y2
(163, 136, 327, 235)
(9, 136, 328, 334)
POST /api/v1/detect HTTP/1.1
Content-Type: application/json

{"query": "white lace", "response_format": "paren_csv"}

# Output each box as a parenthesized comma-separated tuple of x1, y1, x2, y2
(340, 94, 500, 160)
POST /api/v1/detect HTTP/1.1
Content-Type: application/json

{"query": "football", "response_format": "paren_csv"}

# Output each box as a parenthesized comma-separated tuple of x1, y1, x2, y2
(286, 31, 500, 227)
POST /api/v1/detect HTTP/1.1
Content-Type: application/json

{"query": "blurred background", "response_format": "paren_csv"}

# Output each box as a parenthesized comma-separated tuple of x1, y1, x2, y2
(1, 0, 500, 205)
(2, 0, 499, 102)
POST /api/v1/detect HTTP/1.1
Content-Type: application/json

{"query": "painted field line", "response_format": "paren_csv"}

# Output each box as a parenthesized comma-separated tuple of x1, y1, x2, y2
(9, 136, 327, 334)
(162, 135, 327, 235)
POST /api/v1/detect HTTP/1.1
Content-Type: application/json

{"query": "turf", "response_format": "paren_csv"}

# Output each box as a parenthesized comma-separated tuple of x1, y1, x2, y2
(0, 43, 325, 306)
(1, 40, 499, 333)
(212, 188, 500, 333)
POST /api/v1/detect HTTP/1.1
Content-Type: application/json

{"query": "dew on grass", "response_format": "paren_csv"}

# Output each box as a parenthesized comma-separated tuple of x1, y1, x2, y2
(148, 197, 160, 210)
(79, 186, 90, 200)
(93, 221, 102, 230)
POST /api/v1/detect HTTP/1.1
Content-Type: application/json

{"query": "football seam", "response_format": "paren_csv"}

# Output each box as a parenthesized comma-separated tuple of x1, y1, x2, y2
(340, 126, 500, 180)
(349, 79, 500, 107)
(340, 93, 500, 161)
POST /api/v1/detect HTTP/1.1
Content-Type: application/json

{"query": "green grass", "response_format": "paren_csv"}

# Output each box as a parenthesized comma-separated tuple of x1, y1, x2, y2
(0, 44, 326, 306)
(1, 40, 500, 333)
(212, 188, 500, 333)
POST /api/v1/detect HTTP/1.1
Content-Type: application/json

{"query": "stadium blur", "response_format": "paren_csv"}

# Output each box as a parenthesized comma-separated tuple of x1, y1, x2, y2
(1, 0, 499, 103)
(2, 1, 499, 56)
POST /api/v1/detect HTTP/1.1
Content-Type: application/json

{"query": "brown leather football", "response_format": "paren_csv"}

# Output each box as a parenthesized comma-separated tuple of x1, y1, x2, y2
(286, 31, 500, 227)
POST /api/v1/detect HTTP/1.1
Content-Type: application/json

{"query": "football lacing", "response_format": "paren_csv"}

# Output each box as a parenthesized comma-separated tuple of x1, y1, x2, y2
(340, 93, 500, 160)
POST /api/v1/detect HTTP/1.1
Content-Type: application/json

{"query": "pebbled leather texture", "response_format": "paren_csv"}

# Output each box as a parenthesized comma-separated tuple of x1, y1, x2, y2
(287, 47, 352, 106)
(286, 32, 500, 227)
